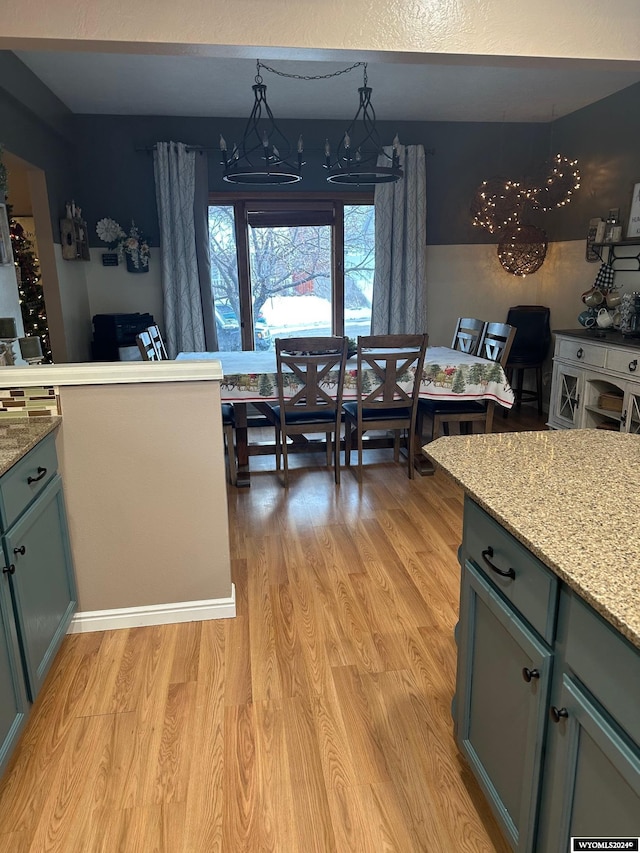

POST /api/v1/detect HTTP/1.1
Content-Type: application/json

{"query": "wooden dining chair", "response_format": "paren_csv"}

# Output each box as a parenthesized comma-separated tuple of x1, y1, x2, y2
(418, 322, 516, 441)
(343, 333, 428, 481)
(147, 324, 168, 360)
(451, 317, 486, 354)
(136, 330, 158, 361)
(221, 403, 237, 486)
(272, 336, 349, 487)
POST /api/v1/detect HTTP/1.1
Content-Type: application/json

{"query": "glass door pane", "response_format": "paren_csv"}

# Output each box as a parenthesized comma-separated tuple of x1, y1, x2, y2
(248, 223, 332, 347)
(344, 204, 374, 339)
(208, 205, 242, 351)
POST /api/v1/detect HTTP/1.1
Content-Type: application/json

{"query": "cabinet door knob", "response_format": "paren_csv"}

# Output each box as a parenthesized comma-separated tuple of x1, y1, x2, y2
(576, 347, 584, 359)
(629, 359, 638, 372)
(2, 564, 15, 575)
(13, 546, 25, 556)
(481, 546, 516, 579)
(27, 466, 47, 485)
(522, 667, 540, 682)
(550, 706, 569, 723)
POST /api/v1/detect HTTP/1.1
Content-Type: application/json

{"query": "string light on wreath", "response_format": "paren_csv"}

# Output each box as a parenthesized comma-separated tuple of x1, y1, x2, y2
(497, 224, 548, 277)
(470, 177, 524, 234)
(524, 153, 580, 211)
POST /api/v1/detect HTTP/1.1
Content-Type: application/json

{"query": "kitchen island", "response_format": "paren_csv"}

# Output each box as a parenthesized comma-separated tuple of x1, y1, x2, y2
(425, 429, 640, 852)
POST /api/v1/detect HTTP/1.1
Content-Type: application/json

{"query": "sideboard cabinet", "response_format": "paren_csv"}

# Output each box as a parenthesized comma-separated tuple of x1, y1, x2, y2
(549, 331, 640, 432)
(0, 433, 76, 775)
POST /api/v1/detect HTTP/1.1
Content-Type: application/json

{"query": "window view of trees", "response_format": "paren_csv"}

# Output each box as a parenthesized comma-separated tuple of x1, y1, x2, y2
(208, 203, 374, 350)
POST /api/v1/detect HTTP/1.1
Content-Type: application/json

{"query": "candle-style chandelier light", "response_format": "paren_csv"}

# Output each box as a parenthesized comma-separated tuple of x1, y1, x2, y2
(220, 61, 304, 185)
(323, 63, 403, 185)
(219, 60, 403, 186)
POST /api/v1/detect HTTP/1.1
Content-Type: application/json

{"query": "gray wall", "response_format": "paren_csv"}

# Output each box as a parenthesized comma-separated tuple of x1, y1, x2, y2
(2, 48, 640, 252)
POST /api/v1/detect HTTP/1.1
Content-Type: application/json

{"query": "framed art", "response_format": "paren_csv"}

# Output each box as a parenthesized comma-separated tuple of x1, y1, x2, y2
(626, 181, 640, 239)
(0, 203, 12, 265)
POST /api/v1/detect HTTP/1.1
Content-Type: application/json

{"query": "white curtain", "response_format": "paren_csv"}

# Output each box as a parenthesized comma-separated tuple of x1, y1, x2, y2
(153, 141, 215, 357)
(371, 144, 427, 335)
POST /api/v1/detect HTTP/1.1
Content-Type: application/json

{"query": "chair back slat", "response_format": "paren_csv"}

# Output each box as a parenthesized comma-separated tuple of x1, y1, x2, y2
(356, 334, 428, 411)
(136, 330, 158, 361)
(478, 322, 516, 366)
(147, 324, 168, 360)
(452, 317, 486, 354)
(276, 336, 348, 418)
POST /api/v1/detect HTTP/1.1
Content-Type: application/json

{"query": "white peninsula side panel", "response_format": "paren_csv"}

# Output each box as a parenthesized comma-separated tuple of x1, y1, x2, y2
(16, 361, 238, 630)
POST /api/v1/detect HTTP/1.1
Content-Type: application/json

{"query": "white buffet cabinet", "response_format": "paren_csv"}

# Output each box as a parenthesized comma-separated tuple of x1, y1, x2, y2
(549, 330, 640, 433)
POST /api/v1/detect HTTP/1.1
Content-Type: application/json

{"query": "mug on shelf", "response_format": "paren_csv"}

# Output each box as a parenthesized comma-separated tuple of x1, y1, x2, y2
(578, 310, 597, 328)
(606, 291, 622, 308)
(583, 288, 605, 308)
(596, 307, 614, 329)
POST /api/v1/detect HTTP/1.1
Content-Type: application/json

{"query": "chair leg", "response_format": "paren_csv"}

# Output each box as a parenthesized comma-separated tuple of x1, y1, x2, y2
(281, 431, 289, 487)
(326, 432, 332, 468)
(333, 427, 341, 485)
(223, 423, 237, 486)
(485, 401, 496, 433)
(357, 425, 364, 482)
(393, 430, 400, 462)
(536, 365, 543, 415)
(406, 426, 415, 479)
(274, 427, 281, 471)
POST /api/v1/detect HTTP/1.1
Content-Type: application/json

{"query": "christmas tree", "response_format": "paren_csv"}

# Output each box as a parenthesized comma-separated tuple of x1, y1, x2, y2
(8, 210, 51, 363)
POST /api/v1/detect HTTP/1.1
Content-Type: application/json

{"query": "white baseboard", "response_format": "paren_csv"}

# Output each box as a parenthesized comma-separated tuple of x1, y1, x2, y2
(67, 584, 236, 633)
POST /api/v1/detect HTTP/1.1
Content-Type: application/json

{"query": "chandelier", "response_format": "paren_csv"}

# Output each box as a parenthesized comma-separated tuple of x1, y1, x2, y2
(220, 61, 304, 185)
(324, 64, 403, 185)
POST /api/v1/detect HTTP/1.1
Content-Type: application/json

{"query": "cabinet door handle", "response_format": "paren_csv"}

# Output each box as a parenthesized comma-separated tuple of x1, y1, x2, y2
(522, 667, 540, 682)
(576, 347, 584, 359)
(550, 706, 569, 723)
(13, 546, 25, 556)
(2, 564, 15, 575)
(621, 410, 627, 426)
(27, 466, 47, 485)
(481, 546, 516, 579)
(629, 359, 638, 372)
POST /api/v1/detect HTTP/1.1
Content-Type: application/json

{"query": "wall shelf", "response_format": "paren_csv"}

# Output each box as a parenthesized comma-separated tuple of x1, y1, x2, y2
(592, 240, 640, 270)
(60, 217, 90, 261)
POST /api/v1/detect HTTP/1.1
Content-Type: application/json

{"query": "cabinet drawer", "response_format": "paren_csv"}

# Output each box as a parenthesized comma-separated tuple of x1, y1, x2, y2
(605, 347, 640, 377)
(557, 339, 606, 368)
(463, 498, 558, 643)
(562, 590, 640, 746)
(0, 435, 58, 531)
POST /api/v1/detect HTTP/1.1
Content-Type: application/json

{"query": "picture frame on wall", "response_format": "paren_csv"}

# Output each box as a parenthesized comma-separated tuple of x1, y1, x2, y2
(0, 203, 12, 265)
(626, 180, 640, 239)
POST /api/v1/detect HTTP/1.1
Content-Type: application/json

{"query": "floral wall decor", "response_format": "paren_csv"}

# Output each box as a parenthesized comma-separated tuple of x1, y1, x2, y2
(96, 218, 150, 273)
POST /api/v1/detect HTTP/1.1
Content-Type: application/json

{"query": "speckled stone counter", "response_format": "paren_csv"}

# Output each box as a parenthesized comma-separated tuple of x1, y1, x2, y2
(424, 429, 640, 649)
(0, 417, 61, 477)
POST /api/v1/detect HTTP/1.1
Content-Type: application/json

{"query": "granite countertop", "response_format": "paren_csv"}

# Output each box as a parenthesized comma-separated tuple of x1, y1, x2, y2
(424, 429, 640, 650)
(0, 417, 61, 477)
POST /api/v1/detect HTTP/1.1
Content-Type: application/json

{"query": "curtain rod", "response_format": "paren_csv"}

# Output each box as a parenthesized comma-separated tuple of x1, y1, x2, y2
(136, 145, 435, 155)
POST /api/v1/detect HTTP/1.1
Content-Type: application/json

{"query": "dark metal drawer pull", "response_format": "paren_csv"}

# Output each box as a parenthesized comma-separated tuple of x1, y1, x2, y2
(576, 347, 584, 359)
(629, 359, 638, 372)
(13, 546, 25, 556)
(27, 466, 47, 485)
(2, 564, 15, 575)
(481, 546, 516, 579)
(550, 706, 569, 723)
(522, 667, 540, 683)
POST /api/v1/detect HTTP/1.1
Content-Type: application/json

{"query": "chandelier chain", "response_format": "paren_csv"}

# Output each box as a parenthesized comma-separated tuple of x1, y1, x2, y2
(257, 60, 367, 83)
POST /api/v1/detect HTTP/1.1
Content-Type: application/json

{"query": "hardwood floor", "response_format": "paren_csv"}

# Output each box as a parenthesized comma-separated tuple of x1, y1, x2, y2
(0, 407, 547, 852)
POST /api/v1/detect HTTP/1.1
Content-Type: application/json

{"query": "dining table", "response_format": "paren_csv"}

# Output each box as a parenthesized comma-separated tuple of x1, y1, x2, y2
(177, 347, 514, 486)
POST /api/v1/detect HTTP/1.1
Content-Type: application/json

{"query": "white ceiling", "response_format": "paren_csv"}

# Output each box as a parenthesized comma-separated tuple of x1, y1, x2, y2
(14, 50, 640, 123)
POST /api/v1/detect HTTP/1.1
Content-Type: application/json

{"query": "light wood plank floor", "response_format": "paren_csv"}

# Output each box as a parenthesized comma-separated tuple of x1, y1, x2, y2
(0, 408, 547, 852)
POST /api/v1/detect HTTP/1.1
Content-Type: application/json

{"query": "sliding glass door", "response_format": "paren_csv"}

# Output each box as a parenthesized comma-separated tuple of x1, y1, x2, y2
(208, 195, 374, 350)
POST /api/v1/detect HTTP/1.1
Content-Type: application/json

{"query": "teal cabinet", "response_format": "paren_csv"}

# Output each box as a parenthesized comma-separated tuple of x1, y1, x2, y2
(0, 584, 27, 775)
(456, 497, 640, 851)
(538, 675, 640, 849)
(457, 561, 552, 851)
(3, 475, 76, 700)
(0, 432, 76, 774)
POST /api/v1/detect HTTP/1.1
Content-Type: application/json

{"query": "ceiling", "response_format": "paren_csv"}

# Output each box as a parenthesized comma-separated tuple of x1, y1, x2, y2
(14, 50, 640, 124)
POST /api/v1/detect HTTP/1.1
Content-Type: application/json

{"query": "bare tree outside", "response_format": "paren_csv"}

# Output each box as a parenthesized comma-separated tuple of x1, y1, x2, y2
(208, 204, 375, 349)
